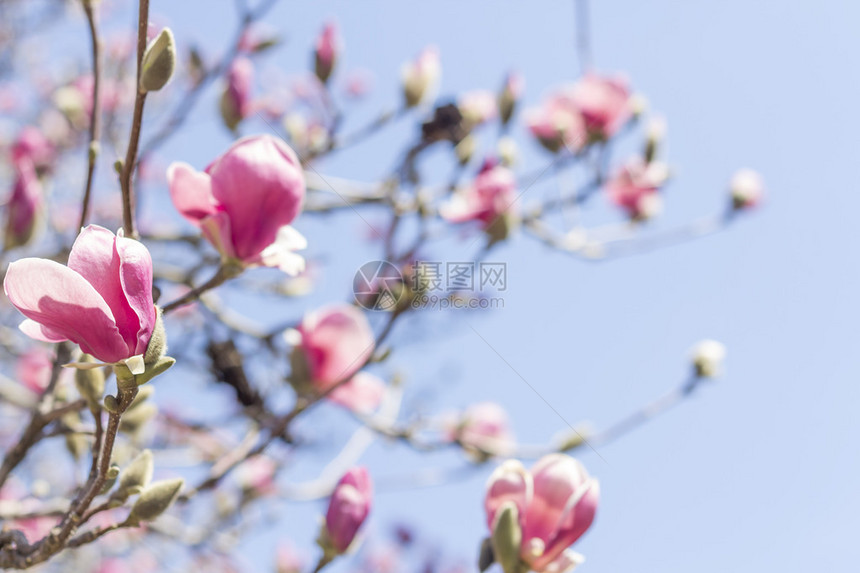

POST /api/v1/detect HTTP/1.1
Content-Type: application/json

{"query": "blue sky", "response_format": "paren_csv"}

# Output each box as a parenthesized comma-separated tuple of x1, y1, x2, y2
(23, 0, 860, 571)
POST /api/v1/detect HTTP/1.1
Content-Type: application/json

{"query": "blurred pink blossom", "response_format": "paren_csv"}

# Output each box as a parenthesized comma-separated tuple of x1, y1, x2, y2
(441, 161, 519, 228)
(605, 156, 669, 220)
(485, 454, 599, 573)
(15, 346, 53, 394)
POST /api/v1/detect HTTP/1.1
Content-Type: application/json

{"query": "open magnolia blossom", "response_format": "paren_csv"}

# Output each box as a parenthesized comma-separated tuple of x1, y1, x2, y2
(485, 454, 599, 573)
(291, 304, 384, 413)
(168, 135, 307, 275)
(441, 160, 519, 229)
(3, 225, 158, 374)
(525, 72, 632, 153)
(605, 156, 670, 220)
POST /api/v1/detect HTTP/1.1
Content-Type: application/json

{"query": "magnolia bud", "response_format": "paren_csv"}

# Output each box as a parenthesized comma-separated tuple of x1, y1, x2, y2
(402, 46, 440, 108)
(478, 537, 495, 572)
(490, 502, 523, 573)
(730, 168, 764, 211)
(455, 135, 476, 165)
(313, 22, 339, 84)
(644, 116, 667, 164)
(691, 339, 726, 378)
(497, 137, 519, 167)
(115, 449, 154, 501)
(128, 478, 184, 523)
(140, 28, 177, 93)
(498, 71, 524, 126)
(119, 402, 157, 435)
(75, 354, 105, 410)
(144, 308, 168, 365)
(135, 356, 175, 386)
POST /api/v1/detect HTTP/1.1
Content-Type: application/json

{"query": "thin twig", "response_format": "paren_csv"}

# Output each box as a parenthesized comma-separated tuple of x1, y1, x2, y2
(77, 0, 101, 231)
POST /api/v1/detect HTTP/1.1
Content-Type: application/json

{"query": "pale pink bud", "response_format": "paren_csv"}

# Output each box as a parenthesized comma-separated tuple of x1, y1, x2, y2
(401, 46, 440, 108)
(167, 135, 307, 274)
(3, 225, 157, 367)
(325, 467, 373, 553)
(605, 157, 669, 220)
(458, 90, 498, 128)
(296, 304, 375, 389)
(485, 454, 599, 573)
(313, 21, 340, 84)
(276, 544, 304, 573)
(220, 57, 254, 131)
(729, 168, 764, 210)
(564, 73, 632, 140)
(441, 162, 519, 228)
(4, 158, 43, 249)
(15, 346, 53, 393)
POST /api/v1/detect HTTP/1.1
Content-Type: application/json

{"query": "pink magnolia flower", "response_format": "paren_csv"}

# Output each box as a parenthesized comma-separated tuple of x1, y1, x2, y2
(294, 304, 382, 412)
(325, 467, 373, 553)
(458, 90, 498, 128)
(276, 544, 304, 573)
(314, 21, 340, 84)
(220, 57, 254, 131)
(15, 346, 53, 394)
(4, 158, 43, 249)
(524, 94, 587, 154)
(167, 135, 307, 274)
(563, 73, 632, 140)
(401, 46, 441, 107)
(451, 402, 514, 456)
(441, 161, 519, 228)
(485, 454, 599, 573)
(605, 157, 669, 220)
(3, 225, 157, 371)
(11, 127, 54, 171)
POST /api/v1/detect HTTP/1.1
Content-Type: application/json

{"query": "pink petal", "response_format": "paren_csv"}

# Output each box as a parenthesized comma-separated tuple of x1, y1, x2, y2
(200, 211, 237, 259)
(4, 258, 128, 363)
(167, 162, 217, 224)
(19, 319, 67, 343)
(255, 225, 307, 275)
(298, 304, 374, 385)
(206, 135, 305, 261)
(328, 372, 384, 413)
(67, 225, 140, 354)
(533, 480, 598, 571)
(524, 455, 594, 569)
(484, 460, 532, 531)
(115, 231, 156, 355)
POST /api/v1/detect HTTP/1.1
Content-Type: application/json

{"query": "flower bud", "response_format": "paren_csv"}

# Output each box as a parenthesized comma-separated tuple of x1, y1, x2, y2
(119, 402, 157, 436)
(490, 502, 523, 573)
(323, 467, 373, 554)
(644, 116, 667, 164)
(313, 21, 339, 84)
(114, 449, 154, 501)
(401, 46, 440, 108)
(729, 169, 764, 211)
(219, 57, 253, 132)
(128, 478, 184, 523)
(497, 137, 519, 167)
(75, 354, 105, 410)
(455, 134, 477, 165)
(4, 159, 43, 250)
(498, 71, 524, 126)
(691, 339, 726, 378)
(140, 28, 176, 93)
